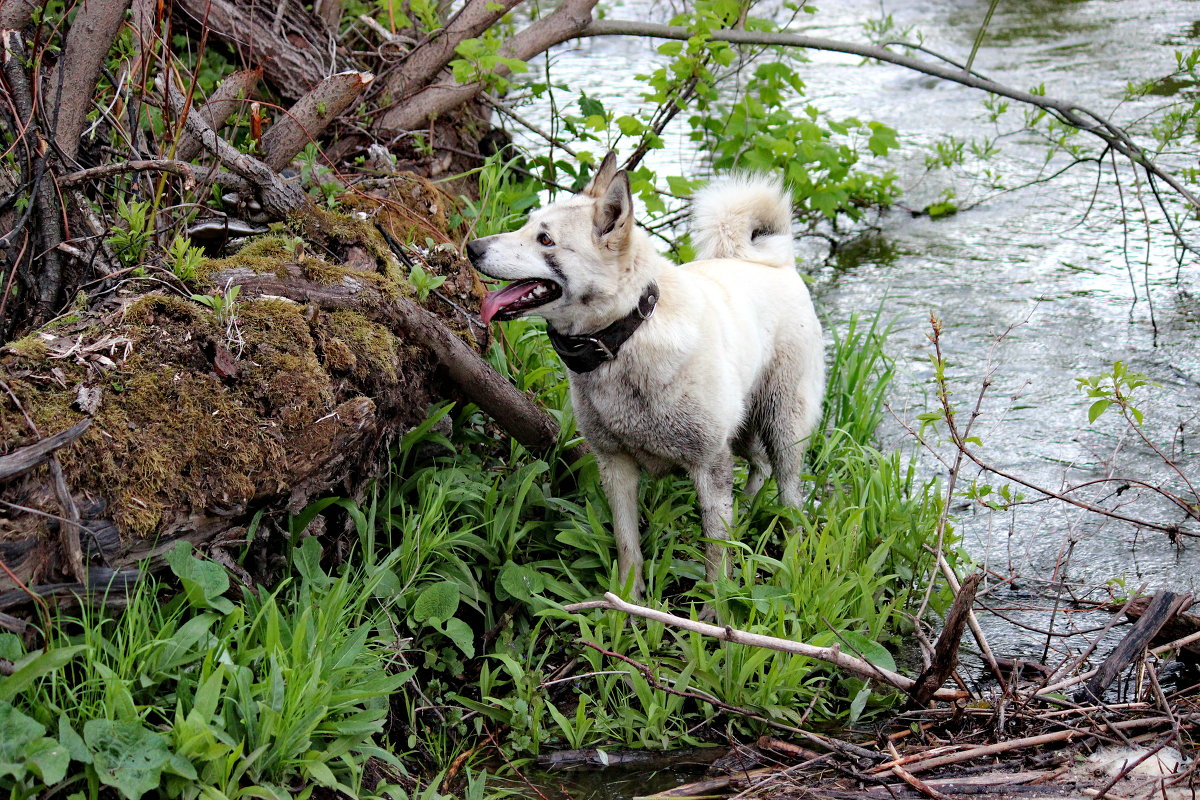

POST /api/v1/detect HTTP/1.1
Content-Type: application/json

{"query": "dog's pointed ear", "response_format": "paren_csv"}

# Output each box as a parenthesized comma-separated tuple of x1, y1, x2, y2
(582, 151, 620, 198)
(593, 169, 633, 245)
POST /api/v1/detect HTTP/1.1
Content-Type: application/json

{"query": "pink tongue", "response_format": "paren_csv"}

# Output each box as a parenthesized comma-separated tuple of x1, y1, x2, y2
(481, 281, 539, 324)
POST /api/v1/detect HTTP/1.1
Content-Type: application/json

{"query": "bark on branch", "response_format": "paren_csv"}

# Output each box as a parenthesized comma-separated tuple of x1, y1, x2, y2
(377, 0, 599, 133)
(174, 69, 262, 162)
(261, 71, 375, 171)
(49, 0, 132, 163)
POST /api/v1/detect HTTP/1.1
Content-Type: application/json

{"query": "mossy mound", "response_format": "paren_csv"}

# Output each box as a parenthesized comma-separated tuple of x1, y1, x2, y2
(1, 288, 434, 543)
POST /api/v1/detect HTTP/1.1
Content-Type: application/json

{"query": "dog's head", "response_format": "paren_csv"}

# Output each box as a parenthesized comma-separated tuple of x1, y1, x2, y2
(466, 152, 640, 332)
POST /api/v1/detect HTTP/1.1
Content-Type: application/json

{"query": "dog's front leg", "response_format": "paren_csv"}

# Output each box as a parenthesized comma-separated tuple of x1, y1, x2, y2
(691, 454, 735, 584)
(598, 452, 645, 597)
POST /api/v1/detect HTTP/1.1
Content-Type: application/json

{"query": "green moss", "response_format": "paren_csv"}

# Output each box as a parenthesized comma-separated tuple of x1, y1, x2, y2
(2, 334, 49, 361)
(324, 311, 400, 386)
(290, 206, 394, 265)
(195, 236, 299, 285)
(236, 299, 335, 429)
(124, 294, 207, 326)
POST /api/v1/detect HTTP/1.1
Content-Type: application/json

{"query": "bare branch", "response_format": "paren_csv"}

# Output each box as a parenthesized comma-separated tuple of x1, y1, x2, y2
(174, 68, 262, 162)
(579, 20, 1200, 213)
(378, 0, 599, 133)
(384, 0, 523, 101)
(261, 70, 374, 171)
(564, 592, 966, 701)
(164, 75, 309, 218)
(58, 159, 199, 187)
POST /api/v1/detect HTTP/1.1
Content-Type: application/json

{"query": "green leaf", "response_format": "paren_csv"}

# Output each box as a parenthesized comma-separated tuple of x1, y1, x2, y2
(84, 719, 173, 800)
(498, 561, 545, 602)
(0, 644, 85, 702)
(834, 630, 896, 673)
(166, 542, 234, 613)
(1088, 399, 1111, 423)
(848, 685, 871, 725)
(616, 115, 644, 135)
(25, 736, 70, 784)
(59, 717, 91, 764)
(0, 700, 45, 779)
(437, 618, 476, 658)
(412, 581, 460, 624)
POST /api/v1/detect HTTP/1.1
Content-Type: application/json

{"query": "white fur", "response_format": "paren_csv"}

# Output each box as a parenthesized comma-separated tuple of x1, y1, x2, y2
(468, 155, 825, 595)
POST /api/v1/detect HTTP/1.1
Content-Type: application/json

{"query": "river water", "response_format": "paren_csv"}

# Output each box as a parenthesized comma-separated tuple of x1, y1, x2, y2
(508, 3, 1200, 784)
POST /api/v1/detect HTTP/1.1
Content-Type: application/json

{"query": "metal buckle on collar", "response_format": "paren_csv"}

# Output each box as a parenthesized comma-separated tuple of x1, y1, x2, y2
(637, 292, 657, 321)
(588, 336, 615, 361)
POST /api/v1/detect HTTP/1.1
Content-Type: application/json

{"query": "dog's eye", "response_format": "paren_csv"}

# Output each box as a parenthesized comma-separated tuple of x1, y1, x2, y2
(537, 232, 555, 247)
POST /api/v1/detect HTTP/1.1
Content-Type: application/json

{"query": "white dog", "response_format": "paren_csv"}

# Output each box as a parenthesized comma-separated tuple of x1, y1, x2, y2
(467, 153, 824, 595)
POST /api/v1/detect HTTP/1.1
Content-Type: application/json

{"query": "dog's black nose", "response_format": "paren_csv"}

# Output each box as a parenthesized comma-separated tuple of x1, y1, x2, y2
(465, 238, 488, 265)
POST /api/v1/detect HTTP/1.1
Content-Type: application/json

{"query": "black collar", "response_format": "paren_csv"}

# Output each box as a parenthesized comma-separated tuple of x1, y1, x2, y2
(546, 283, 659, 373)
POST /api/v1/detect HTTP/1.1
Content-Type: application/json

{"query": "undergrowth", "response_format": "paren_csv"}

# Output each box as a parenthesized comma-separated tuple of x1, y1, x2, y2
(0, 310, 952, 799)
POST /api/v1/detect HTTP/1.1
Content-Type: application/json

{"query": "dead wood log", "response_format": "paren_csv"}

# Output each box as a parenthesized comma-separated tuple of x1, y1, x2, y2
(377, 0, 599, 133)
(1, 207, 577, 598)
(171, 0, 343, 101)
(261, 71, 375, 171)
(0, 418, 90, 481)
(0, 0, 37, 29)
(381, 0, 523, 103)
(1109, 594, 1200, 659)
(174, 69, 262, 162)
(1079, 591, 1189, 702)
(909, 571, 981, 707)
(48, 0, 132, 164)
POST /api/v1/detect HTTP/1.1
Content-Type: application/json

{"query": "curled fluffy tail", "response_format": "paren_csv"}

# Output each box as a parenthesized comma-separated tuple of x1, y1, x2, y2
(691, 173, 794, 268)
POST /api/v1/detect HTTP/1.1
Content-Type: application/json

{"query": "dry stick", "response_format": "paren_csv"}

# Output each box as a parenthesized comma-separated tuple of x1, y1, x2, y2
(565, 592, 964, 701)
(1082, 591, 1186, 702)
(910, 572, 982, 707)
(57, 159, 199, 188)
(259, 71, 375, 171)
(892, 764, 956, 800)
(870, 718, 1171, 777)
(165, 77, 309, 217)
(0, 417, 91, 480)
(1037, 628, 1200, 697)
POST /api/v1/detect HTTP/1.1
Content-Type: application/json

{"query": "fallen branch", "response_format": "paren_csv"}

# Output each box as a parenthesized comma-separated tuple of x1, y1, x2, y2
(0, 418, 91, 481)
(48, 0, 132, 163)
(57, 160, 198, 188)
(261, 71, 375, 171)
(1081, 591, 1189, 702)
(909, 571, 981, 707)
(563, 592, 965, 701)
(869, 717, 1172, 776)
(174, 68, 262, 161)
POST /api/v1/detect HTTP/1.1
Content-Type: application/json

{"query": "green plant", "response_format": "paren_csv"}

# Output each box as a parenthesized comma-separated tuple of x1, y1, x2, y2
(191, 282, 241, 330)
(408, 262, 447, 301)
(166, 234, 206, 282)
(108, 198, 154, 269)
(1, 541, 409, 799)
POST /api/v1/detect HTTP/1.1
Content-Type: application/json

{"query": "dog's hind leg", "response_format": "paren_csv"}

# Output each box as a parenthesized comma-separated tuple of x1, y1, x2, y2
(742, 434, 772, 497)
(690, 453, 735, 583)
(598, 452, 645, 597)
